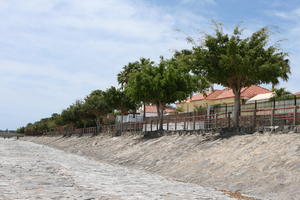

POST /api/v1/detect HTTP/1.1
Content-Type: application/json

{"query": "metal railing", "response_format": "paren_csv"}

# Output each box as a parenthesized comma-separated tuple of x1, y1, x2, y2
(43, 97, 300, 136)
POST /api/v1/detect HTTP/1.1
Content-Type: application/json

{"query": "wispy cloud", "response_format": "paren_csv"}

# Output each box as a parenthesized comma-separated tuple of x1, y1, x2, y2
(0, 0, 210, 129)
(265, 6, 300, 91)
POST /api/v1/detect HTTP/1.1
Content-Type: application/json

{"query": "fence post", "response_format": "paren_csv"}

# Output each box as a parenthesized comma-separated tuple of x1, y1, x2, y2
(156, 119, 159, 131)
(294, 96, 297, 126)
(228, 112, 231, 128)
(184, 117, 186, 130)
(253, 100, 257, 128)
(167, 119, 169, 131)
(271, 99, 275, 126)
(150, 120, 153, 132)
(193, 113, 196, 131)
(214, 113, 218, 129)
(175, 115, 177, 131)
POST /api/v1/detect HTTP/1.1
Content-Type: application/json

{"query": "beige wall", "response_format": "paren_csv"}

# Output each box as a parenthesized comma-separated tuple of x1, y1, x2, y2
(177, 97, 245, 112)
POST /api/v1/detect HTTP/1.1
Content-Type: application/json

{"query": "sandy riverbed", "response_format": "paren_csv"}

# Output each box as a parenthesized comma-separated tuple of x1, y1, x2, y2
(0, 138, 235, 200)
(22, 133, 300, 200)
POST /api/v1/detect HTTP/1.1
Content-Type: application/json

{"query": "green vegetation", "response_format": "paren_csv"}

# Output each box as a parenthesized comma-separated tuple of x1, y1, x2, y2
(177, 24, 290, 127)
(125, 57, 206, 130)
(270, 88, 294, 101)
(18, 24, 291, 133)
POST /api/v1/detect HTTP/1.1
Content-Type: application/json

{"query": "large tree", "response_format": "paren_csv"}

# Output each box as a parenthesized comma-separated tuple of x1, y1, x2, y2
(105, 86, 137, 115)
(126, 57, 207, 130)
(117, 58, 153, 88)
(84, 90, 112, 133)
(187, 24, 290, 127)
(60, 100, 83, 129)
(117, 58, 154, 118)
(105, 86, 137, 133)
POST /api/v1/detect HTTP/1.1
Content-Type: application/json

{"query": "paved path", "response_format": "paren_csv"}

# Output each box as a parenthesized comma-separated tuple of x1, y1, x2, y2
(0, 139, 233, 200)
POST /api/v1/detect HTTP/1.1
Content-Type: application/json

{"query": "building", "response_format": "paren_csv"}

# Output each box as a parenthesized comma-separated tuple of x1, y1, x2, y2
(117, 105, 176, 123)
(138, 105, 176, 117)
(176, 85, 271, 112)
(294, 92, 300, 97)
(246, 92, 275, 104)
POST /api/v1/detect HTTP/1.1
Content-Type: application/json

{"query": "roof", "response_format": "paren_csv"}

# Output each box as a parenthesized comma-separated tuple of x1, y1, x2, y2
(183, 85, 271, 102)
(240, 85, 271, 98)
(246, 92, 274, 104)
(143, 105, 176, 113)
(294, 92, 300, 96)
(189, 91, 212, 102)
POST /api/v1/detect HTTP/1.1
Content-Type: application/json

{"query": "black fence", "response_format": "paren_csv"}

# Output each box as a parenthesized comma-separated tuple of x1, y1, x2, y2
(43, 97, 300, 136)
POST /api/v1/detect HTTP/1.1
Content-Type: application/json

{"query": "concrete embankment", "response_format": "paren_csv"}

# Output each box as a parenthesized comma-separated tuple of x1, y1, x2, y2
(1, 138, 234, 200)
(23, 132, 300, 200)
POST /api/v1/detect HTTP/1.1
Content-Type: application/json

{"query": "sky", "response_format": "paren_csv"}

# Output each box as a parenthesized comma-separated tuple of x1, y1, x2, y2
(1, 0, 300, 130)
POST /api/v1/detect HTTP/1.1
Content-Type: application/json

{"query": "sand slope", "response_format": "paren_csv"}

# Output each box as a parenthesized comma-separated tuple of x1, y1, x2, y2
(23, 133, 300, 200)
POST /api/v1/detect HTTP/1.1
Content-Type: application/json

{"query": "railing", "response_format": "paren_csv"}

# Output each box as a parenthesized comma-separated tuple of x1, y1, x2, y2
(43, 104, 300, 136)
(143, 105, 300, 132)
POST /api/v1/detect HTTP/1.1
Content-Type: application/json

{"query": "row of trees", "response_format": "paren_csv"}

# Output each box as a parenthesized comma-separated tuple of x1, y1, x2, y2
(17, 87, 136, 134)
(18, 24, 291, 134)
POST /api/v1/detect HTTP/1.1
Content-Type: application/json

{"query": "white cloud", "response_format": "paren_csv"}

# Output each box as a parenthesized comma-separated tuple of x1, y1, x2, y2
(180, 0, 216, 5)
(0, 0, 210, 129)
(266, 7, 300, 92)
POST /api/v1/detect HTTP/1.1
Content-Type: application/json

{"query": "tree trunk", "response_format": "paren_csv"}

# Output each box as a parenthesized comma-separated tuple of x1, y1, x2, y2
(156, 102, 164, 131)
(95, 119, 101, 135)
(160, 104, 164, 131)
(232, 89, 241, 128)
(143, 104, 146, 119)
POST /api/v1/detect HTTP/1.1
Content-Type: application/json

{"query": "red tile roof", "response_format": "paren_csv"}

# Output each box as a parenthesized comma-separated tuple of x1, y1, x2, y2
(189, 91, 212, 102)
(205, 89, 226, 100)
(240, 85, 271, 98)
(189, 85, 271, 101)
(144, 105, 176, 113)
(295, 92, 300, 96)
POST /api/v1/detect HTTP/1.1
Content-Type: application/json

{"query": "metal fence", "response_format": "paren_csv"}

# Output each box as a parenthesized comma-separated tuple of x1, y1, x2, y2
(43, 97, 300, 136)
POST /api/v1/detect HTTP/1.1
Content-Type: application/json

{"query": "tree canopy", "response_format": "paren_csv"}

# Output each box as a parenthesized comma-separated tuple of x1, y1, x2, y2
(183, 24, 290, 127)
(270, 88, 293, 101)
(117, 58, 153, 88)
(104, 86, 137, 114)
(125, 57, 207, 130)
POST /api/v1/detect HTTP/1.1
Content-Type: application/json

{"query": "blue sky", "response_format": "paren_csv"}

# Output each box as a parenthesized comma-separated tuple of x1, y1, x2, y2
(1, 0, 300, 129)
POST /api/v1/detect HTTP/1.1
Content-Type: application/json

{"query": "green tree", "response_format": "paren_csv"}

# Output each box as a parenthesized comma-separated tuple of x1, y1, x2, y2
(16, 126, 25, 133)
(84, 90, 112, 133)
(60, 101, 83, 130)
(270, 88, 293, 101)
(126, 57, 206, 130)
(186, 24, 290, 127)
(105, 86, 138, 133)
(117, 58, 153, 88)
(118, 58, 154, 118)
(105, 86, 137, 115)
